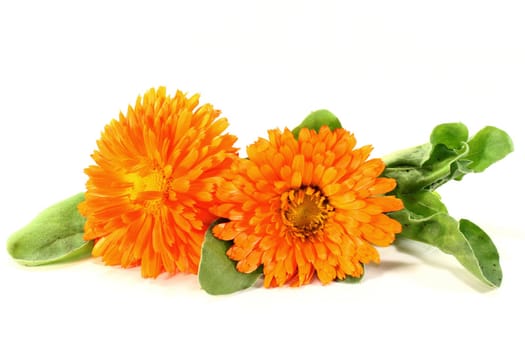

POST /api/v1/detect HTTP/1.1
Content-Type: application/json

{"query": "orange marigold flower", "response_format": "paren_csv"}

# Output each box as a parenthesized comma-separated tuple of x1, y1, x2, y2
(211, 126, 404, 287)
(79, 87, 238, 278)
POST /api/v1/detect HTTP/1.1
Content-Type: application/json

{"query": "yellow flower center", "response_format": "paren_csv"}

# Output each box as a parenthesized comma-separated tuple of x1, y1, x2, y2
(281, 186, 334, 239)
(126, 165, 173, 213)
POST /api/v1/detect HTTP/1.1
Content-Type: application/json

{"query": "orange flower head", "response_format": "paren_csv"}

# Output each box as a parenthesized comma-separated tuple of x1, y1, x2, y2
(79, 87, 238, 278)
(211, 126, 404, 287)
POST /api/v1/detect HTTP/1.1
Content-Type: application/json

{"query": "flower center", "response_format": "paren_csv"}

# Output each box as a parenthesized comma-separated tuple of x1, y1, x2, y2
(281, 186, 334, 239)
(126, 166, 172, 213)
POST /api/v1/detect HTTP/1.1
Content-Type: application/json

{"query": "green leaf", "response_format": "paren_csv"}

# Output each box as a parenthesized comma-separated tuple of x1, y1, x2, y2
(465, 126, 514, 172)
(381, 143, 433, 168)
(430, 122, 469, 149)
(390, 191, 502, 287)
(386, 144, 469, 193)
(291, 109, 343, 138)
(382, 123, 513, 194)
(198, 219, 262, 295)
(6, 192, 93, 266)
(381, 123, 510, 288)
(399, 191, 447, 217)
(457, 219, 502, 287)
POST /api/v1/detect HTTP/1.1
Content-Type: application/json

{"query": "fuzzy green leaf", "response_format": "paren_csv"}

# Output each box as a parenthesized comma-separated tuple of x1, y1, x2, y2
(382, 123, 513, 194)
(6, 192, 92, 266)
(430, 122, 469, 149)
(457, 219, 502, 287)
(390, 191, 502, 287)
(199, 219, 262, 295)
(381, 122, 511, 288)
(466, 126, 514, 173)
(291, 109, 342, 138)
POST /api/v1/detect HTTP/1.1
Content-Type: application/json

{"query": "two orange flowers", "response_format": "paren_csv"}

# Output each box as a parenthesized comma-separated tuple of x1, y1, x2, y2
(80, 87, 403, 287)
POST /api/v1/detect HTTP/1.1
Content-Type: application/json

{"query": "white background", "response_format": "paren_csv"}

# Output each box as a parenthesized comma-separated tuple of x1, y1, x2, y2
(1, 1, 524, 349)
